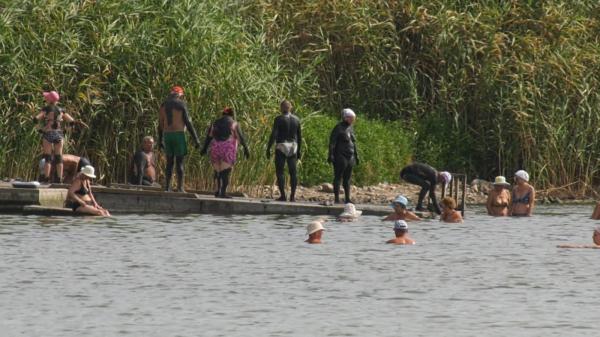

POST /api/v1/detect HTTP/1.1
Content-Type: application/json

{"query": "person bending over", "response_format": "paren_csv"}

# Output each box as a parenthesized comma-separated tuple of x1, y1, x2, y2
(158, 86, 200, 192)
(400, 162, 451, 214)
(39, 154, 91, 184)
(130, 136, 157, 186)
(383, 195, 420, 221)
(328, 108, 359, 204)
(386, 220, 415, 245)
(266, 100, 302, 202)
(66, 166, 110, 216)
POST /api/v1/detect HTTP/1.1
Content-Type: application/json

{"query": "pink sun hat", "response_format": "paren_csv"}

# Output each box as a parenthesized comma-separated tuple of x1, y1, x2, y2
(42, 91, 60, 103)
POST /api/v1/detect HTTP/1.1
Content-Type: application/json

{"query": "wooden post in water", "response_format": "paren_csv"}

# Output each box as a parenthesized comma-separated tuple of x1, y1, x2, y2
(442, 173, 467, 217)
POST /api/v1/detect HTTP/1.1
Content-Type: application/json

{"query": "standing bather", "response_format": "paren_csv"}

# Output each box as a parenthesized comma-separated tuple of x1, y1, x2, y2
(509, 170, 535, 217)
(399, 163, 451, 214)
(200, 107, 250, 198)
(158, 86, 201, 192)
(486, 176, 511, 216)
(266, 100, 302, 202)
(328, 108, 359, 204)
(34, 91, 87, 183)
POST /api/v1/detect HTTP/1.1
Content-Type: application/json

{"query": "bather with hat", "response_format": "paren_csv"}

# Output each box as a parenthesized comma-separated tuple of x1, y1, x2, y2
(386, 220, 415, 245)
(486, 176, 512, 217)
(382, 195, 421, 221)
(65, 165, 110, 216)
(510, 170, 535, 217)
(399, 162, 451, 214)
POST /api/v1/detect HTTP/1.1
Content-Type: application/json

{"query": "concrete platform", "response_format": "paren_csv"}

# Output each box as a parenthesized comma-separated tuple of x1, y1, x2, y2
(0, 185, 427, 217)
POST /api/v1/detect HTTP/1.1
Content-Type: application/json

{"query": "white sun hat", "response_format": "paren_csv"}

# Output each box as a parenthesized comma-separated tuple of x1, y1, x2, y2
(81, 165, 97, 179)
(339, 203, 362, 218)
(306, 220, 325, 236)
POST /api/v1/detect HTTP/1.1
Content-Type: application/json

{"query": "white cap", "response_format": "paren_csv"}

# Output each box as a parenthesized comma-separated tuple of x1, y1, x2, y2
(515, 170, 529, 182)
(391, 195, 408, 207)
(394, 220, 408, 230)
(342, 108, 356, 119)
(306, 220, 325, 235)
(439, 171, 452, 184)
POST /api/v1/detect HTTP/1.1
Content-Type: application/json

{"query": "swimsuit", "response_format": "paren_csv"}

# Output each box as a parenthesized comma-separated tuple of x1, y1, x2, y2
(66, 183, 91, 211)
(163, 131, 187, 157)
(41, 105, 65, 144)
(512, 191, 531, 204)
(43, 130, 63, 144)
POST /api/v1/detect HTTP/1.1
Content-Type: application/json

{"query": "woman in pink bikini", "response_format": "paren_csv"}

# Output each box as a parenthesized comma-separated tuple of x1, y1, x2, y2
(201, 107, 250, 198)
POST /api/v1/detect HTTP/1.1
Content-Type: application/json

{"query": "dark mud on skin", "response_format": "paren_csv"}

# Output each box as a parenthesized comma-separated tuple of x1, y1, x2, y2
(0, 206, 598, 336)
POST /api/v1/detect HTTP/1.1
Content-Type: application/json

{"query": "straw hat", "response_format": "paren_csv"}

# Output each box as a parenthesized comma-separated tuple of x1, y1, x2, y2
(339, 203, 362, 218)
(306, 220, 325, 235)
(80, 165, 96, 179)
(492, 176, 510, 186)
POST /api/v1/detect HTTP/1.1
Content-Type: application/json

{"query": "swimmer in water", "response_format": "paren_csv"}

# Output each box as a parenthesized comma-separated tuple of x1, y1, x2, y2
(328, 108, 359, 204)
(383, 195, 420, 221)
(66, 166, 110, 216)
(337, 203, 362, 222)
(557, 227, 600, 249)
(386, 220, 415, 245)
(486, 176, 511, 216)
(266, 100, 302, 202)
(34, 90, 88, 183)
(158, 86, 201, 192)
(509, 170, 535, 217)
(305, 219, 325, 244)
(400, 163, 451, 214)
(591, 202, 600, 220)
(440, 196, 463, 223)
(200, 107, 250, 198)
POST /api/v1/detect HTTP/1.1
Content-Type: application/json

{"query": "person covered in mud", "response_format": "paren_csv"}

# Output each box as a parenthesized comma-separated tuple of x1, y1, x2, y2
(440, 196, 463, 223)
(557, 227, 600, 249)
(266, 99, 302, 202)
(129, 136, 157, 186)
(158, 86, 201, 192)
(383, 195, 421, 221)
(386, 220, 415, 245)
(305, 219, 325, 244)
(66, 165, 110, 216)
(509, 170, 535, 217)
(34, 90, 88, 183)
(400, 162, 451, 214)
(328, 108, 359, 204)
(486, 176, 512, 216)
(200, 107, 250, 198)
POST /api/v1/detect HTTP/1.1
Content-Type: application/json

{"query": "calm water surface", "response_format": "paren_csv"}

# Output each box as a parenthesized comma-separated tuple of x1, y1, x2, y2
(1, 206, 599, 336)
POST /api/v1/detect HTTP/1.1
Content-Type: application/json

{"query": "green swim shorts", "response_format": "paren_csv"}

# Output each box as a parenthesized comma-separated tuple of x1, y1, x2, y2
(163, 131, 187, 156)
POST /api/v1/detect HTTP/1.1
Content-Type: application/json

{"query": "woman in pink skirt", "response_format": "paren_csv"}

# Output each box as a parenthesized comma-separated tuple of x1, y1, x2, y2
(200, 107, 249, 198)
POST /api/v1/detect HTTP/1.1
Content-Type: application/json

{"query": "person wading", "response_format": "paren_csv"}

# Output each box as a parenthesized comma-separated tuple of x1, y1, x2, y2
(158, 86, 201, 192)
(200, 107, 250, 198)
(266, 100, 302, 202)
(328, 108, 359, 204)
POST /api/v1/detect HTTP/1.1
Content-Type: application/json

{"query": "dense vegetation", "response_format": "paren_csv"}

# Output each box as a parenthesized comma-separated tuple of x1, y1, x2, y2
(1, 0, 599, 194)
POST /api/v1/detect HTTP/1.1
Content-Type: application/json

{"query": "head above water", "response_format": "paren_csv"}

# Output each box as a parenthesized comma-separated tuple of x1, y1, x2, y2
(394, 220, 408, 236)
(391, 195, 408, 209)
(441, 196, 457, 210)
(43, 91, 60, 104)
(280, 99, 292, 113)
(493, 176, 510, 190)
(594, 227, 600, 245)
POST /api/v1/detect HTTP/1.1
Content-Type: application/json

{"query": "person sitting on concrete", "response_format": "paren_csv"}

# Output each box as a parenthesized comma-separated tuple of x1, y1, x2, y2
(39, 154, 91, 184)
(557, 227, 600, 249)
(486, 176, 511, 216)
(400, 162, 451, 214)
(440, 196, 463, 223)
(337, 203, 362, 222)
(591, 203, 600, 220)
(383, 195, 420, 221)
(306, 219, 325, 244)
(386, 220, 415, 245)
(66, 165, 110, 216)
(129, 136, 157, 186)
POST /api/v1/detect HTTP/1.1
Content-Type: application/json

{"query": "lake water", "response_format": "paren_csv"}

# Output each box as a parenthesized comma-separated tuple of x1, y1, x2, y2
(0, 206, 598, 336)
